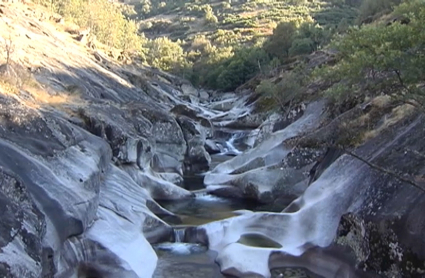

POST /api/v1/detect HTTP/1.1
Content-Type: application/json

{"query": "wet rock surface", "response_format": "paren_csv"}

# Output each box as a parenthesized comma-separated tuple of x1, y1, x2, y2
(191, 114, 425, 278)
(1, 2, 425, 278)
(0, 3, 226, 276)
(204, 101, 326, 203)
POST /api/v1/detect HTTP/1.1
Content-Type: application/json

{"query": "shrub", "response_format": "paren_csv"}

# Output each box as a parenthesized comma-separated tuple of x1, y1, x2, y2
(316, 1, 425, 107)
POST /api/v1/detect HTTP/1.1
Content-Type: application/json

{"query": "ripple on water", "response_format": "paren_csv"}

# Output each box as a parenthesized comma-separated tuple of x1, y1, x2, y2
(194, 192, 229, 202)
(154, 242, 206, 255)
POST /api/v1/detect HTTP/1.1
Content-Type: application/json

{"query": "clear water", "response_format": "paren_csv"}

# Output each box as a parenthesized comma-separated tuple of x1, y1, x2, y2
(153, 131, 253, 278)
(152, 129, 373, 278)
(153, 245, 228, 278)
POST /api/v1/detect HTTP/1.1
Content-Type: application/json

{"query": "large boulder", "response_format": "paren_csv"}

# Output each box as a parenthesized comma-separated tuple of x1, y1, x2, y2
(0, 95, 181, 277)
(186, 114, 425, 278)
(177, 115, 211, 174)
(74, 102, 191, 200)
(0, 6, 208, 277)
(0, 96, 110, 277)
(204, 101, 325, 203)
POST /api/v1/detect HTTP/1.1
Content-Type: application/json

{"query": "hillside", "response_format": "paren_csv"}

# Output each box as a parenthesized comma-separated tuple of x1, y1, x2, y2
(129, 0, 360, 89)
(1, 1, 425, 278)
(134, 0, 357, 46)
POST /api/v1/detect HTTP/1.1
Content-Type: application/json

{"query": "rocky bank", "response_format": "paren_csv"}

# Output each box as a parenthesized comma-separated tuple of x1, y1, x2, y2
(1, 2, 425, 278)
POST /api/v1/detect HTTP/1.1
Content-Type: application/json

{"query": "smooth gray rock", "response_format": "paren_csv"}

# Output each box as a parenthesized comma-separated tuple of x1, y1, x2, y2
(177, 116, 211, 174)
(0, 96, 111, 277)
(204, 101, 325, 203)
(204, 139, 221, 154)
(123, 165, 193, 201)
(188, 116, 425, 278)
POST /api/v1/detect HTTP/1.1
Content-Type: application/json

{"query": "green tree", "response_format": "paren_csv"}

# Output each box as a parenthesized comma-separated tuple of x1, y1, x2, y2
(317, 1, 425, 107)
(256, 65, 306, 112)
(297, 22, 331, 51)
(289, 38, 314, 56)
(140, 0, 152, 14)
(357, 0, 402, 24)
(55, 0, 143, 51)
(204, 4, 218, 25)
(146, 37, 191, 72)
(264, 21, 297, 60)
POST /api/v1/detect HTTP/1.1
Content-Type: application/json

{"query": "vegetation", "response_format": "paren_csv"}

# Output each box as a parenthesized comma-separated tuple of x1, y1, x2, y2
(34, 0, 144, 53)
(145, 37, 190, 72)
(255, 64, 308, 113)
(131, 0, 359, 89)
(317, 0, 425, 108)
(31, 0, 425, 110)
(357, 0, 402, 24)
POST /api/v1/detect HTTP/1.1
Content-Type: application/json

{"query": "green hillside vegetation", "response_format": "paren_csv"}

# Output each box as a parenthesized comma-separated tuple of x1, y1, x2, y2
(317, 0, 425, 107)
(34, 0, 360, 91)
(133, 0, 360, 90)
(32, 0, 424, 106)
(256, 0, 424, 116)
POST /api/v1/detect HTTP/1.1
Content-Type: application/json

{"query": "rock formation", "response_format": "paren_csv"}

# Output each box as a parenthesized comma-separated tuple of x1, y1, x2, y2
(0, 2, 424, 278)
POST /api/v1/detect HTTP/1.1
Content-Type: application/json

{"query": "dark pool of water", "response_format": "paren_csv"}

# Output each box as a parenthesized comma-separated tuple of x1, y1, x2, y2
(153, 244, 229, 278)
(159, 176, 289, 226)
(157, 193, 259, 225)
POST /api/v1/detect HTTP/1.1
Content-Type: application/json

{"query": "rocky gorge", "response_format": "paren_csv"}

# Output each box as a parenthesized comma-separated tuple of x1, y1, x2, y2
(1, 2, 425, 278)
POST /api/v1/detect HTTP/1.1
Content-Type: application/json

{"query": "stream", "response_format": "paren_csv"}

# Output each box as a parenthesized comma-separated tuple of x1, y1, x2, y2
(151, 129, 364, 278)
(153, 129, 253, 278)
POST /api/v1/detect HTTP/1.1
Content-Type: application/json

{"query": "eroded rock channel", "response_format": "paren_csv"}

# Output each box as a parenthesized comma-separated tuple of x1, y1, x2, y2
(1, 3, 425, 278)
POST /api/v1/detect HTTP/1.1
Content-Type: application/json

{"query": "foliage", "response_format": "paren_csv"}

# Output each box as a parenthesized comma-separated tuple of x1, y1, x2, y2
(126, 0, 360, 90)
(191, 46, 270, 91)
(204, 4, 218, 25)
(255, 64, 308, 112)
(289, 38, 315, 56)
(263, 21, 297, 59)
(33, 0, 362, 92)
(357, 0, 402, 24)
(145, 37, 191, 74)
(215, 47, 270, 91)
(264, 21, 332, 61)
(314, 6, 358, 26)
(316, 1, 425, 107)
(46, 0, 144, 52)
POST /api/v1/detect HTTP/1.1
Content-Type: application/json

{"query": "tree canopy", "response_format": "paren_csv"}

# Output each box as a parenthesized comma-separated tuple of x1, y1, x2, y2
(317, 1, 425, 107)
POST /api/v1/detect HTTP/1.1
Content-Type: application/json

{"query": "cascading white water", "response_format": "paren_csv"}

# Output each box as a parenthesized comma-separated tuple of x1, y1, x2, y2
(173, 228, 185, 242)
(224, 134, 243, 155)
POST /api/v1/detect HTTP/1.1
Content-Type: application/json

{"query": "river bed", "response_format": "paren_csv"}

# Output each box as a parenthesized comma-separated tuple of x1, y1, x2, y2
(151, 129, 374, 278)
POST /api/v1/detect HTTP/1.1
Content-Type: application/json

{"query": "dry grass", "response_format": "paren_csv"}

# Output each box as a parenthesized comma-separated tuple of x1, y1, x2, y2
(362, 103, 416, 141)
(371, 95, 392, 108)
(0, 71, 81, 110)
(336, 95, 416, 146)
(239, 9, 265, 18)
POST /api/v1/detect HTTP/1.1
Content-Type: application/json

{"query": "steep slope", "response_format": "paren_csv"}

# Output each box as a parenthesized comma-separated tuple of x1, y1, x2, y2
(0, 1, 215, 277)
(132, 0, 357, 46)
(1, 1, 425, 278)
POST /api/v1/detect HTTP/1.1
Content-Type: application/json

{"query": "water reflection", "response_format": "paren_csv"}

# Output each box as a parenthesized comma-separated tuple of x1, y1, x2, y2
(157, 193, 259, 225)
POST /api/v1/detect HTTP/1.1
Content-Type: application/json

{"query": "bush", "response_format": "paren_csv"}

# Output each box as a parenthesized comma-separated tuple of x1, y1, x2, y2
(357, 0, 402, 24)
(316, 1, 425, 107)
(289, 38, 314, 56)
(264, 21, 297, 60)
(255, 67, 306, 112)
(54, 0, 143, 52)
(145, 37, 191, 72)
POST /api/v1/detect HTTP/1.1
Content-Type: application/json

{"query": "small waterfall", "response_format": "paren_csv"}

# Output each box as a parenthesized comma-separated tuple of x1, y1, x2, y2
(173, 228, 185, 242)
(224, 134, 242, 155)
